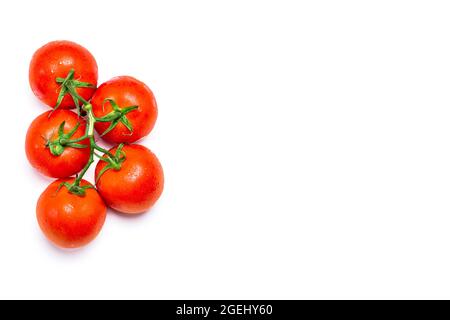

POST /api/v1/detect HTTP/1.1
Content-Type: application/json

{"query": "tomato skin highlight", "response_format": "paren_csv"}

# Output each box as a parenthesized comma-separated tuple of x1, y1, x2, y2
(29, 40, 98, 109)
(36, 178, 107, 249)
(91, 76, 158, 143)
(95, 144, 164, 214)
(25, 110, 90, 178)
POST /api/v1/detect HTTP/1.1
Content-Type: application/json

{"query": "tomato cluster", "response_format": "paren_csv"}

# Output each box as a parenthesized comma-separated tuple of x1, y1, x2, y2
(26, 41, 164, 249)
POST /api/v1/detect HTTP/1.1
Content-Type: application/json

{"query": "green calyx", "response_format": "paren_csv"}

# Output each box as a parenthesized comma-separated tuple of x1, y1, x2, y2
(46, 121, 87, 156)
(56, 181, 94, 197)
(54, 68, 96, 114)
(96, 143, 127, 182)
(96, 98, 138, 136)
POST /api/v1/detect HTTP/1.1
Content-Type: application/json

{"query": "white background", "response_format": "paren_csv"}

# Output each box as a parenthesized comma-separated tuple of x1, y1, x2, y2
(1, 0, 450, 299)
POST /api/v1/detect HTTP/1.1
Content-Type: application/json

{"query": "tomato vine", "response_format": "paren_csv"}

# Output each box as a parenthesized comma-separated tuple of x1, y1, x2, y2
(51, 96, 130, 196)
(29, 40, 163, 248)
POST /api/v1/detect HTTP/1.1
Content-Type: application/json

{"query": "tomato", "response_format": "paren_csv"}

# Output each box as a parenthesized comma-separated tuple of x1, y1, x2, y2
(90, 76, 157, 144)
(36, 178, 107, 249)
(29, 40, 98, 109)
(95, 144, 164, 214)
(25, 110, 90, 178)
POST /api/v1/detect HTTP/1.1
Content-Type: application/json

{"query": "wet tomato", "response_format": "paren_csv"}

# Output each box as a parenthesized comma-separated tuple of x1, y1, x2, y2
(91, 76, 157, 144)
(29, 40, 98, 109)
(95, 144, 164, 214)
(25, 110, 90, 178)
(36, 178, 107, 249)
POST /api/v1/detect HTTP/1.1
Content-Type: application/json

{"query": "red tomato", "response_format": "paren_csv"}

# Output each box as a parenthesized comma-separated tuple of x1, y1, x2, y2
(36, 178, 107, 249)
(95, 144, 164, 214)
(29, 40, 98, 109)
(90, 76, 158, 143)
(25, 110, 90, 178)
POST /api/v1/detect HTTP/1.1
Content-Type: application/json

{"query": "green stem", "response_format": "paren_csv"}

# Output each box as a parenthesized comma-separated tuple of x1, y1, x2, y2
(73, 105, 96, 186)
(73, 136, 95, 186)
(60, 102, 127, 196)
(93, 144, 112, 155)
(71, 103, 119, 187)
(71, 90, 90, 106)
(59, 110, 114, 157)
